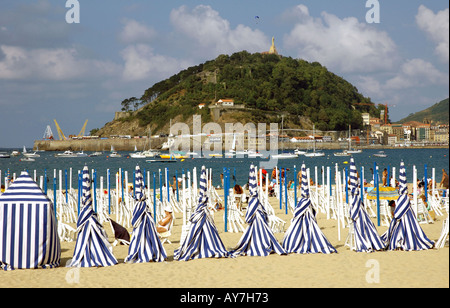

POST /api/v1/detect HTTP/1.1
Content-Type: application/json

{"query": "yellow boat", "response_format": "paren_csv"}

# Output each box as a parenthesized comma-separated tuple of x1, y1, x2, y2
(208, 153, 223, 157)
(159, 154, 187, 159)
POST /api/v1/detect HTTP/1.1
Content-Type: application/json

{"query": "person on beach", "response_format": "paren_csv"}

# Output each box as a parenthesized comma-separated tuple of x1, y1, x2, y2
(388, 200, 396, 217)
(156, 204, 173, 233)
(440, 169, 449, 190)
(233, 184, 244, 209)
(382, 168, 388, 186)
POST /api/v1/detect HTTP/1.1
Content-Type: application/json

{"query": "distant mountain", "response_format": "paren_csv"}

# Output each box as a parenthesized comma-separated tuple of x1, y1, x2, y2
(97, 51, 380, 137)
(397, 98, 449, 124)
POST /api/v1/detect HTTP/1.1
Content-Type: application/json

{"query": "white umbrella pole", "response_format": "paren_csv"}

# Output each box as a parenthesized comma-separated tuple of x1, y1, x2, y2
(326, 166, 331, 219)
(432, 168, 436, 195)
(413, 165, 418, 217)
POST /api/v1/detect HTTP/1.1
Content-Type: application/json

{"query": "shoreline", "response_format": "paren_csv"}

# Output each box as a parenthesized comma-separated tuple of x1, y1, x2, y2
(29, 139, 450, 152)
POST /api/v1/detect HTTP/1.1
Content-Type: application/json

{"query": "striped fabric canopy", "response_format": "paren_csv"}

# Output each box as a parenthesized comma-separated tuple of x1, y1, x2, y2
(69, 166, 117, 267)
(0, 171, 60, 270)
(381, 161, 434, 251)
(282, 164, 336, 254)
(174, 166, 230, 261)
(125, 165, 167, 263)
(348, 157, 385, 252)
(231, 164, 286, 257)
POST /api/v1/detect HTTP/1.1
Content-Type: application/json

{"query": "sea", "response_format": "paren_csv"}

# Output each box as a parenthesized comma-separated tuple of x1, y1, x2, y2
(1, 147, 449, 190)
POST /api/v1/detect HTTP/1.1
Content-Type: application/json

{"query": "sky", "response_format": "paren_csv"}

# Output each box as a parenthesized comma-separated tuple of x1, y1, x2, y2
(0, 0, 448, 148)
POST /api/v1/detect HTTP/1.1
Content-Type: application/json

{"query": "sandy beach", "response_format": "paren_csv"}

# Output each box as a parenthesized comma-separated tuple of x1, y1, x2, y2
(1, 187, 448, 289)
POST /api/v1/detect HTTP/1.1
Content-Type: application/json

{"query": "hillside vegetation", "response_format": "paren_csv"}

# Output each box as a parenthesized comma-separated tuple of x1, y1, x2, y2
(397, 98, 449, 124)
(99, 51, 381, 136)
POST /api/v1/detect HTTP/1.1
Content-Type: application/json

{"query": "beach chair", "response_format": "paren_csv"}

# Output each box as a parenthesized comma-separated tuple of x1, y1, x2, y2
(428, 192, 444, 217)
(379, 200, 392, 226)
(58, 222, 77, 242)
(108, 218, 131, 246)
(417, 198, 433, 224)
(344, 223, 357, 251)
(224, 194, 245, 233)
(436, 198, 449, 248)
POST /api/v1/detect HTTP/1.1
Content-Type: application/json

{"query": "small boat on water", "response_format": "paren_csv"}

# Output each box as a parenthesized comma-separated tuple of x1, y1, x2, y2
(347, 149, 362, 154)
(130, 146, 146, 158)
(303, 124, 325, 157)
(271, 152, 298, 159)
(10, 150, 20, 157)
(20, 157, 35, 162)
(0, 152, 10, 158)
(294, 149, 307, 155)
(76, 151, 88, 157)
(109, 151, 122, 158)
(160, 153, 187, 159)
(109, 145, 122, 158)
(55, 150, 77, 157)
(373, 151, 387, 157)
(333, 150, 350, 157)
(23, 151, 40, 158)
(304, 151, 325, 157)
(208, 153, 223, 158)
(89, 151, 103, 157)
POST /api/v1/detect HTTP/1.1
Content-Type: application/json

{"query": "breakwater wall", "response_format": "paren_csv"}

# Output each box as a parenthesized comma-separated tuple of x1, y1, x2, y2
(34, 138, 164, 152)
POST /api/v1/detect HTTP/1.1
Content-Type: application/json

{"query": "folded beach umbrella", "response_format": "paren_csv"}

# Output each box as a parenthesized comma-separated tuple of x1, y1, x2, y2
(348, 157, 385, 252)
(174, 166, 230, 261)
(69, 166, 117, 267)
(381, 161, 434, 251)
(125, 165, 167, 263)
(231, 164, 286, 257)
(282, 164, 337, 254)
(0, 171, 60, 271)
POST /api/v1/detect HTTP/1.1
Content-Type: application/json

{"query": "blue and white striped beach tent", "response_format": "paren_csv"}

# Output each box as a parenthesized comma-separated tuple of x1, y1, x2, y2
(125, 165, 167, 263)
(381, 161, 434, 251)
(68, 166, 117, 267)
(348, 158, 385, 252)
(0, 171, 60, 271)
(282, 164, 337, 254)
(174, 166, 230, 261)
(231, 164, 286, 257)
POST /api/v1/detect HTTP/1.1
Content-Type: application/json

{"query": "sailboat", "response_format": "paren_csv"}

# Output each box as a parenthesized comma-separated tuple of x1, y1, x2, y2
(130, 145, 146, 158)
(271, 117, 298, 159)
(304, 125, 325, 157)
(109, 145, 122, 158)
(142, 129, 159, 157)
(225, 133, 237, 157)
(22, 145, 40, 158)
(334, 126, 351, 157)
(347, 126, 362, 154)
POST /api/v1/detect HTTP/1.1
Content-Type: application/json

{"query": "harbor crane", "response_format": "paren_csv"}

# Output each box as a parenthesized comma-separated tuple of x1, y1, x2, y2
(54, 119, 66, 140)
(353, 102, 395, 124)
(53, 119, 89, 140)
(78, 119, 88, 137)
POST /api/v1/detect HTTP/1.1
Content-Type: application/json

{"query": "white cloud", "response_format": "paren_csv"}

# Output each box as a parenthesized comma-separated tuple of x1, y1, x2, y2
(0, 45, 119, 81)
(385, 58, 448, 90)
(416, 5, 449, 63)
(118, 19, 157, 44)
(169, 5, 268, 57)
(120, 44, 189, 81)
(283, 7, 398, 73)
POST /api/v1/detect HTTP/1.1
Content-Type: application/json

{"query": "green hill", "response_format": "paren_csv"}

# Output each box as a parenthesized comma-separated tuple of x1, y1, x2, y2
(397, 98, 449, 124)
(98, 51, 380, 137)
